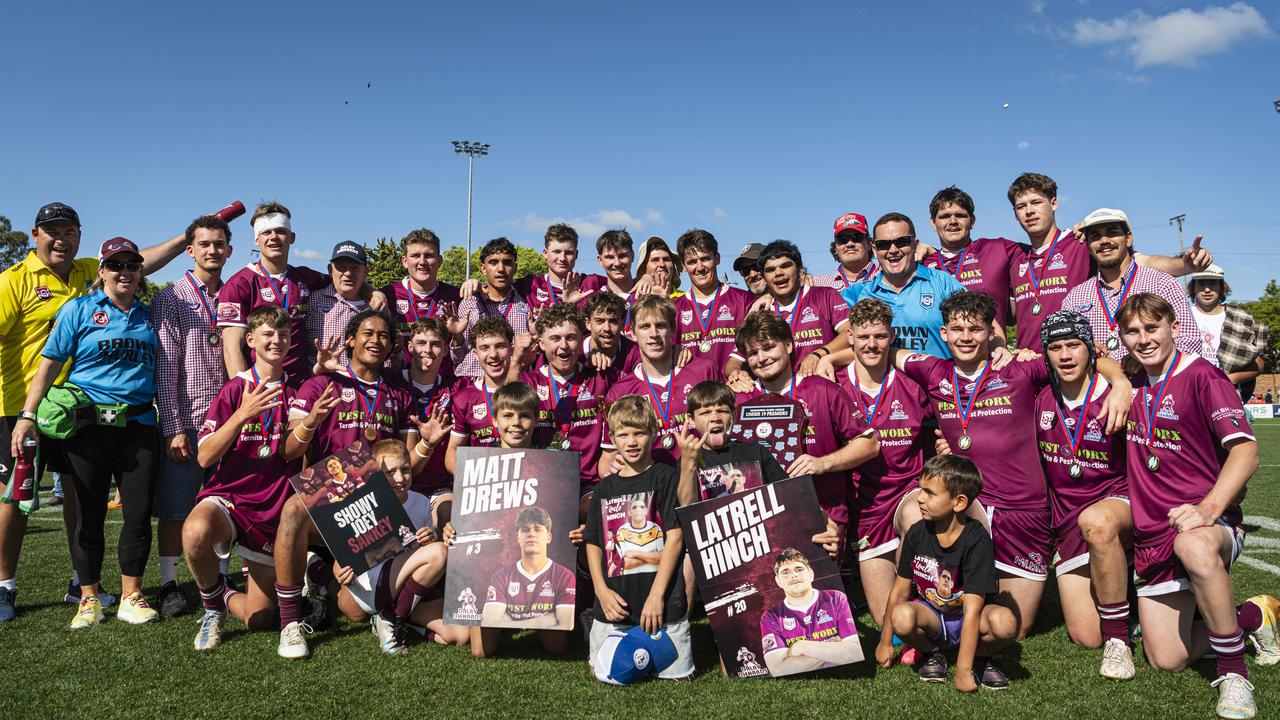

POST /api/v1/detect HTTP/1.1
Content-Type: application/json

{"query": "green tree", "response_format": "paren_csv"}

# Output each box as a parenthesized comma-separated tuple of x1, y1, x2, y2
(364, 237, 404, 290)
(137, 280, 172, 306)
(0, 215, 30, 270)
(437, 245, 547, 286)
(1239, 279, 1280, 373)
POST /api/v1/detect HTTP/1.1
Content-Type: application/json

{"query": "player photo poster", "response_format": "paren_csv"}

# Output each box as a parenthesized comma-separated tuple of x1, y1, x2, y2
(288, 442, 418, 576)
(696, 460, 764, 502)
(444, 447, 579, 630)
(677, 476, 865, 679)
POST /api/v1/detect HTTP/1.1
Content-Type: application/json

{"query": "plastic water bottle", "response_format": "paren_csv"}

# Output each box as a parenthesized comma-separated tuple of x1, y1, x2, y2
(10, 438, 37, 502)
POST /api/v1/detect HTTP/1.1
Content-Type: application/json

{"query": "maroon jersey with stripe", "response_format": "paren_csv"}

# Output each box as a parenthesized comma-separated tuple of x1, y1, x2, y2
(1034, 380, 1128, 533)
(1009, 231, 1092, 352)
(515, 273, 608, 311)
(835, 366, 930, 514)
(733, 287, 850, 366)
(520, 363, 615, 490)
(484, 559, 576, 622)
(399, 369, 456, 494)
(449, 377, 502, 450)
(759, 589, 857, 660)
(602, 357, 720, 465)
(216, 264, 328, 384)
(288, 372, 415, 460)
(921, 237, 1021, 328)
(673, 284, 753, 374)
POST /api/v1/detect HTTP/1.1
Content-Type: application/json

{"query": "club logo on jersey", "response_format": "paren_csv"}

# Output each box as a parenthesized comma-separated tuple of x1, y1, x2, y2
(201, 419, 217, 434)
(396, 299, 409, 314)
(1048, 253, 1067, 271)
(507, 581, 520, 597)
(1158, 394, 1178, 420)
(259, 287, 276, 302)
(91, 311, 109, 326)
(216, 302, 239, 320)
(984, 378, 1007, 391)
(1040, 411, 1055, 430)
(1084, 419, 1105, 442)
(680, 309, 693, 324)
(472, 403, 487, 420)
(920, 293, 935, 309)
(341, 387, 357, 403)
(717, 306, 733, 321)
(801, 307, 820, 324)
(889, 399, 908, 421)
(938, 378, 954, 395)
(817, 609, 833, 624)
(782, 617, 796, 630)
(539, 581, 555, 598)
(762, 635, 778, 652)
(536, 287, 550, 302)
(535, 384, 551, 401)
(34, 285, 52, 301)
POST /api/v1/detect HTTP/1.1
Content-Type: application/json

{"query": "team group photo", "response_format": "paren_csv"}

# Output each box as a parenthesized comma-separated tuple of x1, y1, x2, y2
(3, 2, 1278, 719)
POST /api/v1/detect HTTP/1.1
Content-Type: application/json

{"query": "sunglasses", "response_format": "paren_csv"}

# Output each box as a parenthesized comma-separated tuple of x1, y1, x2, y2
(872, 236, 915, 252)
(103, 260, 143, 273)
(834, 233, 868, 245)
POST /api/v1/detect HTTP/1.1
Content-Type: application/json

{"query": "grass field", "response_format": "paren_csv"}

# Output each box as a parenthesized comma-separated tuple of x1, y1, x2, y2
(5, 423, 1280, 719)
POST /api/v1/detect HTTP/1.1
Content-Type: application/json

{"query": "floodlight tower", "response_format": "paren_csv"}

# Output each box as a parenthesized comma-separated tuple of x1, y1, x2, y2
(452, 140, 491, 280)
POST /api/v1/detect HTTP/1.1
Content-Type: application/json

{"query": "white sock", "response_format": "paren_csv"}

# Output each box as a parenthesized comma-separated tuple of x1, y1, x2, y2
(160, 556, 181, 585)
(0, 578, 15, 591)
(219, 556, 230, 575)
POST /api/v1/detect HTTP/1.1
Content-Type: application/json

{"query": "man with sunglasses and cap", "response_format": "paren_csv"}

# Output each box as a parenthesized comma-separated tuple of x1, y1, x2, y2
(0, 202, 190, 622)
(811, 213, 881, 290)
(733, 243, 769, 297)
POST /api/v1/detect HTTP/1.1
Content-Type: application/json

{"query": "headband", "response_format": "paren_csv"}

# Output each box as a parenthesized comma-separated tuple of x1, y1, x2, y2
(253, 213, 292, 236)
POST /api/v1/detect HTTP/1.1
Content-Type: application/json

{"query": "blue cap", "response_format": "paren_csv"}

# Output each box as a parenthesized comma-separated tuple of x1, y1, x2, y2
(594, 626, 678, 685)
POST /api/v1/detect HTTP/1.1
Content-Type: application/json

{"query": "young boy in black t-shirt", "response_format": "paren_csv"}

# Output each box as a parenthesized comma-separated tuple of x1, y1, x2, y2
(876, 455, 1016, 692)
(585, 395, 693, 682)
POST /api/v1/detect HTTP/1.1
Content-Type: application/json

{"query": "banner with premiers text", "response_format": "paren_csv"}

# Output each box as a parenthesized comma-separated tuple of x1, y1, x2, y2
(288, 442, 418, 576)
(444, 447, 580, 630)
(677, 476, 865, 679)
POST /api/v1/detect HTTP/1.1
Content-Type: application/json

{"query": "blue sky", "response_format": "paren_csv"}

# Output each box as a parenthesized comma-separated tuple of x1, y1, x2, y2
(2, 1, 1277, 296)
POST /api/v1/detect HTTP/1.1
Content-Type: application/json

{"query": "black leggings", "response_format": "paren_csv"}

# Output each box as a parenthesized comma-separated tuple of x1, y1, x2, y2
(61, 423, 159, 586)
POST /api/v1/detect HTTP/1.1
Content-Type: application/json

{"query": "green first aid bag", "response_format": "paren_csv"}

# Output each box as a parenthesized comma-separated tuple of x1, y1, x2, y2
(35, 383, 95, 439)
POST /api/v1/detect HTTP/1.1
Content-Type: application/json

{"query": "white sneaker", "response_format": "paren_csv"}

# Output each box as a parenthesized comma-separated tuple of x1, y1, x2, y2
(277, 621, 313, 659)
(1211, 673, 1257, 720)
(371, 615, 408, 655)
(1099, 638, 1135, 681)
(1244, 595, 1280, 666)
(116, 592, 159, 625)
(194, 609, 226, 651)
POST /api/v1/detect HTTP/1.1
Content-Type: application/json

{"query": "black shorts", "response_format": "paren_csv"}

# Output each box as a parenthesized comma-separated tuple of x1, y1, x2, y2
(0, 415, 71, 483)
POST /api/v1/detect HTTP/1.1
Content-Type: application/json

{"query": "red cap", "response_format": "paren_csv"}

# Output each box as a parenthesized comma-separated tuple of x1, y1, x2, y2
(833, 213, 869, 238)
(99, 237, 141, 262)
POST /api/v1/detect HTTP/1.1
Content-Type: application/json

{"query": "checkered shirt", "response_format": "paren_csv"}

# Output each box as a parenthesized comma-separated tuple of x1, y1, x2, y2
(153, 275, 228, 437)
(451, 289, 531, 377)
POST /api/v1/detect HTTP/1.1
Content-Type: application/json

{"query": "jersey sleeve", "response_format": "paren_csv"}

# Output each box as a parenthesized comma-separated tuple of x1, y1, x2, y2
(396, 387, 416, 437)
(215, 272, 252, 329)
(759, 609, 785, 655)
(829, 590, 858, 639)
(1019, 358, 1051, 389)
(41, 298, 81, 362)
(555, 564, 577, 606)
(298, 266, 330, 291)
(824, 288, 851, 330)
(484, 566, 507, 607)
(961, 526, 998, 596)
(898, 353, 943, 388)
(1201, 366, 1255, 446)
(288, 376, 326, 421)
(449, 387, 471, 439)
(198, 379, 243, 447)
(0, 267, 22, 338)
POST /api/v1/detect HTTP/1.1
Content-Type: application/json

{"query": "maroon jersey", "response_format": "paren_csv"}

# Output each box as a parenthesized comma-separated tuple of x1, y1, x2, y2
(583, 335, 640, 374)
(449, 377, 501, 450)
(1010, 231, 1092, 352)
(673, 284, 754, 374)
(217, 263, 328, 383)
(735, 376, 873, 524)
(400, 369, 456, 494)
(484, 559, 576, 622)
(288, 372, 415, 460)
(382, 278, 462, 330)
(732, 286, 849, 367)
(602, 357, 719, 465)
(1125, 356, 1254, 543)
(520, 363, 615, 490)
(515, 273, 607, 311)
(1034, 380, 1128, 533)
(196, 372, 301, 536)
(759, 589, 857, 660)
(900, 354, 1050, 511)
(835, 366, 930, 515)
(921, 237, 1021, 328)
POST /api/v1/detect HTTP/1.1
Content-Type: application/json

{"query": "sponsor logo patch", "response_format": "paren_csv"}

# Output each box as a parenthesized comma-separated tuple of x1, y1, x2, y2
(91, 311, 109, 326)
(34, 286, 52, 301)
(1039, 411, 1055, 430)
(216, 302, 239, 320)
(920, 293, 935, 309)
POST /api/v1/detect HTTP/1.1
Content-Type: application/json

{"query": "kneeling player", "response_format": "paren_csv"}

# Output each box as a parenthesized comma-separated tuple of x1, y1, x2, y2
(184, 307, 299, 650)
(1118, 294, 1278, 719)
(877, 456, 1017, 692)
(760, 548, 861, 676)
(334, 440, 468, 654)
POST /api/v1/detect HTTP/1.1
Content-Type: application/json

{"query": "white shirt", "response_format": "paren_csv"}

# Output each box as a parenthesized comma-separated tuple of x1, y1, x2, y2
(1192, 307, 1226, 366)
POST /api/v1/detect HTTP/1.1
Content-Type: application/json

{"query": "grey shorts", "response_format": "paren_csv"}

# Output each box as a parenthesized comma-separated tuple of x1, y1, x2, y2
(152, 432, 211, 520)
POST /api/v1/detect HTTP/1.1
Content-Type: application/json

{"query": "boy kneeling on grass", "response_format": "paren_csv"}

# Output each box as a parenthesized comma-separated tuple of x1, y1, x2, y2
(876, 455, 1016, 692)
(333, 439, 469, 655)
(585, 395, 693, 682)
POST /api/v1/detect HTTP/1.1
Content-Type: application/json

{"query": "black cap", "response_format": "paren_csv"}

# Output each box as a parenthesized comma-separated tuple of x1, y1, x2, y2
(733, 243, 766, 274)
(330, 241, 367, 264)
(35, 202, 80, 228)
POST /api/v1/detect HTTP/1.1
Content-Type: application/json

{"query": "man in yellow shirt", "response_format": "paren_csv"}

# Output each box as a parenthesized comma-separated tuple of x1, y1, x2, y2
(0, 202, 187, 621)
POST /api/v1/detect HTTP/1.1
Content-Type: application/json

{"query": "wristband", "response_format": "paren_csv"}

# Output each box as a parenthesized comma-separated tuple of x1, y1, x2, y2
(292, 428, 314, 443)
(414, 440, 434, 458)
(17, 410, 37, 423)
(813, 347, 830, 359)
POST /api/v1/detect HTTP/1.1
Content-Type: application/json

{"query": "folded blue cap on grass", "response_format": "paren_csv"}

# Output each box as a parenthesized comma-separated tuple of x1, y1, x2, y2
(593, 626, 678, 685)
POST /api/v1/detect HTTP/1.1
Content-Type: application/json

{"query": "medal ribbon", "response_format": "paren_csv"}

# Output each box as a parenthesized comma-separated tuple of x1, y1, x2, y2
(544, 274, 560, 305)
(623, 289, 637, 334)
(947, 244, 972, 282)
(481, 382, 499, 435)
(250, 366, 279, 442)
(951, 360, 993, 438)
(691, 284, 723, 344)
(1140, 351, 1181, 455)
(547, 368, 584, 436)
(773, 287, 807, 337)
(1054, 372, 1098, 460)
(1095, 262, 1138, 339)
(485, 290, 514, 320)
(256, 262, 292, 312)
(851, 368, 891, 429)
(404, 279, 438, 323)
(641, 367, 673, 432)
(1026, 229, 1062, 305)
(345, 362, 383, 435)
(184, 271, 217, 327)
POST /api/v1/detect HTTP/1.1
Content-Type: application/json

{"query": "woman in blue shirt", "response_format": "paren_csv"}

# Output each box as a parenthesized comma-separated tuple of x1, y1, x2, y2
(10, 238, 161, 629)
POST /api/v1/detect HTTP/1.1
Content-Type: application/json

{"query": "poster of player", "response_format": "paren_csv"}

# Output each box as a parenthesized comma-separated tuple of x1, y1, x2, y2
(443, 447, 579, 630)
(696, 460, 764, 501)
(288, 442, 418, 576)
(676, 476, 864, 679)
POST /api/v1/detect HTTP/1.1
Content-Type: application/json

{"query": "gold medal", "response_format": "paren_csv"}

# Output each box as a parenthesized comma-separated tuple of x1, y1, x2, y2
(957, 434, 973, 451)
(698, 340, 712, 353)
(364, 426, 378, 442)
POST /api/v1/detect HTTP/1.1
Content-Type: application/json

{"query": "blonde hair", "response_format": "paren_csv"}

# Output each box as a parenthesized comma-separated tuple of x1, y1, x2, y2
(371, 439, 410, 468)
(606, 395, 659, 436)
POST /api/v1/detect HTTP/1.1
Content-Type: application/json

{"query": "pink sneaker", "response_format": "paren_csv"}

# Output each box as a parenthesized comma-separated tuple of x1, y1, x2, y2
(899, 646, 920, 666)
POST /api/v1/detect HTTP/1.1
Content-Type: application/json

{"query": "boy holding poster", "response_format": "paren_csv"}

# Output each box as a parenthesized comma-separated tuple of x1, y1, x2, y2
(333, 440, 467, 654)
(877, 456, 1017, 692)
(586, 396, 693, 682)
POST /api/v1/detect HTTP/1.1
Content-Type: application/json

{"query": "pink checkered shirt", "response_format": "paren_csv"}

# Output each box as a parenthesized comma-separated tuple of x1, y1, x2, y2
(1060, 264, 1203, 362)
(153, 274, 229, 437)
(452, 288, 531, 378)
(305, 286, 366, 369)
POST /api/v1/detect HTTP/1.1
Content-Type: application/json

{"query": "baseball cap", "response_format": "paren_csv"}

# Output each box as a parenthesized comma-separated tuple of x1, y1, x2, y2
(330, 241, 367, 264)
(35, 202, 81, 228)
(1188, 263, 1225, 284)
(592, 626, 679, 685)
(99, 237, 141, 262)
(1079, 208, 1130, 231)
(833, 212, 869, 238)
(733, 243, 766, 274)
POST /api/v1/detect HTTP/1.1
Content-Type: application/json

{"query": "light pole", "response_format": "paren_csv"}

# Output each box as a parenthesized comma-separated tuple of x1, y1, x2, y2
(452, 140, 490, 280)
